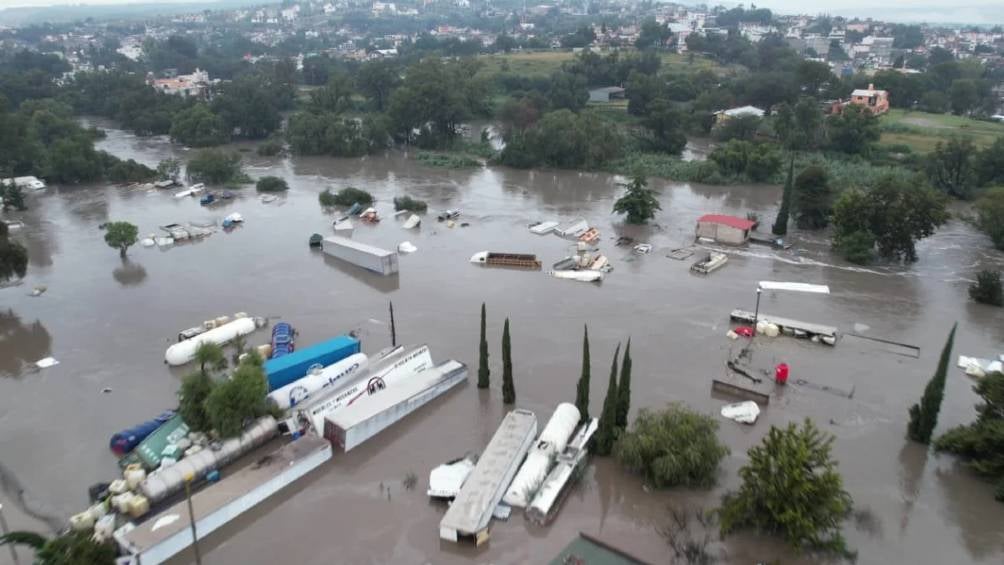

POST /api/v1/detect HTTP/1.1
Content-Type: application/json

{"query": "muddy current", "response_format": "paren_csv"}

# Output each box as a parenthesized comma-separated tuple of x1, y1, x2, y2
(1, 120, 1003, 564)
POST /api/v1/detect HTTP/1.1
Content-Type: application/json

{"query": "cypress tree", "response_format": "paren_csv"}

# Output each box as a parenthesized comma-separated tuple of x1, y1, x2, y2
(595, 343, 621, 456)
(574, 325, 591, 422)
(389, 301, 396, 346)
(772, 153, 795, 236)
(477, 302, 490, 389)
(501, 317, 515, 404)
(908, 323, 957, 444)
(615, 338, 632, 430)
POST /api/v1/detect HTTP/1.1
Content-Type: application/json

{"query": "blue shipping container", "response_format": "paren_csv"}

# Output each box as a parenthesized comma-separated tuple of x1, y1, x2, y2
(264, 335, 360, 391)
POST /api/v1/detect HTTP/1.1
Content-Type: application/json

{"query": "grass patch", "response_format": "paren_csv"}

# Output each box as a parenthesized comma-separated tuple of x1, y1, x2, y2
(416, 152, 482, 168)
(476, 49, 729, 80)
(878, 109, 1004, 152)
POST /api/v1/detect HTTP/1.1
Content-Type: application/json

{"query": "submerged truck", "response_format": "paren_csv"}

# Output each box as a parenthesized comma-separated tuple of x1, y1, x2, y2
(322, 236, 399, 275)
(264, 334, 361, 391)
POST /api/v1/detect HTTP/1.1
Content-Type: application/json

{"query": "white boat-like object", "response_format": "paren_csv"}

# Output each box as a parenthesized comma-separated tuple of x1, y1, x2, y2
(530, 221, 559, 235)
(551, 270, 604, 283)
(403, 214, 421, 229)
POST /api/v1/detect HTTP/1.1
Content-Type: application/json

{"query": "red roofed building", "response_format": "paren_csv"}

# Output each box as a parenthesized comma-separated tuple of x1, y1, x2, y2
(696, 214, 756, 245)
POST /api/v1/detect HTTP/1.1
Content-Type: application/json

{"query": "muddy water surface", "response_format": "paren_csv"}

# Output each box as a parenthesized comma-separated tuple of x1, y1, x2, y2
(1, 122, 1004, 564)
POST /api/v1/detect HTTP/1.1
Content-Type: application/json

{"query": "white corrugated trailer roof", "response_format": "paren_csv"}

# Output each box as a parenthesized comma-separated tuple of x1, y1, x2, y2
(323, 235, 395, 257)
(328, 360, 463, 429)
(439, 409, 538, 543)
(115, 436, 331, 565)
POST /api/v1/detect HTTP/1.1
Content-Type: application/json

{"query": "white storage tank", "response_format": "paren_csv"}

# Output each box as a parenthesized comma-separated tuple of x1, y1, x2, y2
(165, 317, 257, 366)
(268, 353, 369, 410)
(502, 403, 580, 507)
(139, 416, 277, 503)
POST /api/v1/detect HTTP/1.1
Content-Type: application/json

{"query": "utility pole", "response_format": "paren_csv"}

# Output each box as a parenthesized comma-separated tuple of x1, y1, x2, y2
(389, 301, 397, 347)
(184, 474, 202, 565)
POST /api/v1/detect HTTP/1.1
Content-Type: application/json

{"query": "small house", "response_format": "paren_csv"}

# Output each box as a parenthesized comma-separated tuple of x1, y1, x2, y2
(695, 214, 756, 245)
(847, 83, 889, 114)
(588, 87, 626, 103)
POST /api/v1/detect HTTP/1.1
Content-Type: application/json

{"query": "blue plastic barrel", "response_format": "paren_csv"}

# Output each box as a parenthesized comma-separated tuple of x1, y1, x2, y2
(109, 410, 176, 456)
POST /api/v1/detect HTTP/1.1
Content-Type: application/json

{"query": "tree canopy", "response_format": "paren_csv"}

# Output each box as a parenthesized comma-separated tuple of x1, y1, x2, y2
(613, 175, 661, 224)
(103, 221, 138, 258)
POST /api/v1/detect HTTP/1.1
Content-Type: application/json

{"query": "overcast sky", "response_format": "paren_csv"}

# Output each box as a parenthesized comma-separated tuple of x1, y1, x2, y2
(0, 0, 1001, 25)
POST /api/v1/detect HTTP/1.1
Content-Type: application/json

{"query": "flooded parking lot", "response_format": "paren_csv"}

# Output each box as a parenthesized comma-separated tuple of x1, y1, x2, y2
(2, 122, 1004, 564)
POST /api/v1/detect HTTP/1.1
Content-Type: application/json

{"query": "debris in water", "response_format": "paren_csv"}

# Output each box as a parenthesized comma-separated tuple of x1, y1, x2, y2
(398, 241, 417, 253)
(721, 401, 760, 424)
(101, 387, 113, 394)
(30, 285, 47, 297)
(35, 357, 59, 369)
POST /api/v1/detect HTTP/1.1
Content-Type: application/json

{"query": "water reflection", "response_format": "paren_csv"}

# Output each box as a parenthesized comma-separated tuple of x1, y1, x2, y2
(65, 194, 109, 226)
(0, 309, 52, 377)
(936, 464, 1004, 560)
(112, 258, 148, 287)
(322, 254, 400, 293)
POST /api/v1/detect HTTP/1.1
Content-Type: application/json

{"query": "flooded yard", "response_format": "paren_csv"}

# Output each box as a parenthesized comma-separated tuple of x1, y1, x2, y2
(1, 122, 1003, 564)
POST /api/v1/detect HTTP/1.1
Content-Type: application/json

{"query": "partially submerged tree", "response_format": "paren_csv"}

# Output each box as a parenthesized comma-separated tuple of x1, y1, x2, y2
(178, 371, 215, 432)
(204, 356, 271, 438)
(719, 419, 854, 556)
(614, 403, 729, 488)
(477, 302, 489, 389)
(615, 338, 632, 430)
(1, 183, 26, 211)
(975, 187, 1004, 251)
(103, 221, 138, 258)
(194, 341, 226, 377)
(501, 318, 515, 404)
(0, 530, 117, 565)
(0, 222, 28, 283)
(792, 165, 834, 229)
(969, 270, 1003, 307)
(613, 175, 661, 224)
(934, 370, 1004, 501)
(255, 176, 289, 192)
(319, 186, 374, 208)
(926, 136, 976, 199)
(772, 155, 794, 235)
(908, 324, 957, 444)
(574, 325, 591, 422)
(156, 158, 181, 183)
(594, 344, 621, 456)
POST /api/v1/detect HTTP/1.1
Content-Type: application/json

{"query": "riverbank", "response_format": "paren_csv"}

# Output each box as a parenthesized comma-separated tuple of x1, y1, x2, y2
(1, 123, 1004, 564)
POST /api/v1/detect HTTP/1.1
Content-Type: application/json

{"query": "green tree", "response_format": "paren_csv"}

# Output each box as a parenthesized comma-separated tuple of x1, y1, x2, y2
(708, 140, 782, 182)
(319, 186, 373, 207)
(194, 341, 226, 377)
(975, 137, 1004, 187)
(478, 302, 489, 389)
(169, 103, 228, 147)
(719, 419, 854, 555)
(969, 270, 1003, 306)
(772, 156, 794, 235)
(908, 324, 957, 444)
(926, 137, 976, 199)
(310, 71, 354, 114)
(0, 530, 116, 565)
(975, 187, 1004, 250)
(0, 221, 28, 282)
(501, 317, 515, 404)
(255, 176, 288, 192)
(1, 184, 26, 211)
(156, 158, 181, 182)
(640, 98, 688, 154)
(826, 104, 880, 155)
(713, 114, 762, 142)
(831, 176, 948, 263)
(356, 60, 401, 112)
(949, 79, 980, 115)
(546, 70, 588, 112)
(613, 176, 661, 224)
(934, 371, 1004, 500)
(636, 18, 671, 50)
(792, 165, 834, 229)
(594, 344, 621, 456)
(178, 371, 215, 432)
(204, 356, 270, 437)
(575, 325, 591, 422)
(614, 403, 729, 488)
(186, 149, 245, 184)
(103, 221, 137, 258)
(615, 338, 632, 430)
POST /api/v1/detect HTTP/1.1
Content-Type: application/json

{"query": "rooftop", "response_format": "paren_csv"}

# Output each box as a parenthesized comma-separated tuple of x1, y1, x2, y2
(697, 214, 756, 230)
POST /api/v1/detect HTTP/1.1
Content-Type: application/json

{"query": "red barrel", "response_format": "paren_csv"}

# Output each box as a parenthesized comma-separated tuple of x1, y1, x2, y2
(775, 363, 789, 385)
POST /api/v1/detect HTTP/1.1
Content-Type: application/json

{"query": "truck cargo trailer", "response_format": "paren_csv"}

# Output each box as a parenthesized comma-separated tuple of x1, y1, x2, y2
(264, 334, 361, 391)
(322, 235, 399, 275)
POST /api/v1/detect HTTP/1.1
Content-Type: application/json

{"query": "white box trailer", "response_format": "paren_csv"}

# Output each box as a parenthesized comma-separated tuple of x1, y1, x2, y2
(322, 235, 398, 275)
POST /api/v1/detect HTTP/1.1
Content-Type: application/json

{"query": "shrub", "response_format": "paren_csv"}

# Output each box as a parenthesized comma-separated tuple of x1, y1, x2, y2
(719, 419, 854, 556)
(969, 270, 1003, 306)
(319, 186, 374, 208)
(393, 195, 428, 212)
(935, 371, 1004, 499)
(415, 152, 481, 168)
(257, 138, 283, 156)
(187, 149, 247, 185)
(614, 403, 729, 489)
(835, 229, 875, 264)
(256, 176, 289, 192)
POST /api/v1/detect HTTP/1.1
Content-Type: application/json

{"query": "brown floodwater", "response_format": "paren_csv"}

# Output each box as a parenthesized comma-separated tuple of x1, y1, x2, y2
(1, 120, 1003, 565)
